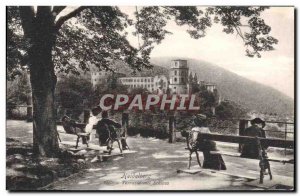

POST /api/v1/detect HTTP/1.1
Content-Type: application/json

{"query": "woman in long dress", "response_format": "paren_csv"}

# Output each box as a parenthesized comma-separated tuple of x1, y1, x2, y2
(191, 114, 226, 170)
(85, 107, 102, 141)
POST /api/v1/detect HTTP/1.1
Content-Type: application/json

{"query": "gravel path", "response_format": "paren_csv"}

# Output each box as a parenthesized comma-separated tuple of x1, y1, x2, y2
(7, 120, 294, 191)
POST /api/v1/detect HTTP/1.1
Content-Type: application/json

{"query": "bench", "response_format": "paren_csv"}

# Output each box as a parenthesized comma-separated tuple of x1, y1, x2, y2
(61, 119, 90, 149)
(209, 151, 294, 164)
(184, 133, 294, 184)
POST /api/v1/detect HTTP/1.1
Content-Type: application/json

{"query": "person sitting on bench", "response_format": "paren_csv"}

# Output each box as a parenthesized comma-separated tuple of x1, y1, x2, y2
(85, 106, 102, 141)
(61, 115, 88, 145)
(240, 117, 266, 159)
(192, 114, 226, 170)
(95, 111, 122, 151)
(61, 115, 77, 134)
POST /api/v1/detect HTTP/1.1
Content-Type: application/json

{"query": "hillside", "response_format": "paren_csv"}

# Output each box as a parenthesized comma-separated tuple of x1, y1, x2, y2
(150, 57, 294, 116)
(66, 57, 294, 116)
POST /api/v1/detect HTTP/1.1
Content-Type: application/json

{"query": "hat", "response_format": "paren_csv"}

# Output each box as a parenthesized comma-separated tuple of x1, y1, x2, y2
(250, 118, 265, 127)
(91, 106, 102, 116)
(194, 114, 207, 126)
(196, 114, 207, 120)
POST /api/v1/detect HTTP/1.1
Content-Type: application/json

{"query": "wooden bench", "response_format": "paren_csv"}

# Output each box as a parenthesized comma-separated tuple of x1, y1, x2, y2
(61, 120, 90, 149)
(184, 133, 294, 184)
(209, 151, 294, 164)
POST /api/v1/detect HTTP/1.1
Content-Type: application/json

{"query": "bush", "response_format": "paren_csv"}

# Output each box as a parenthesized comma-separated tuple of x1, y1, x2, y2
(126, 112, 169, 139)
(265, 124, 285, 139)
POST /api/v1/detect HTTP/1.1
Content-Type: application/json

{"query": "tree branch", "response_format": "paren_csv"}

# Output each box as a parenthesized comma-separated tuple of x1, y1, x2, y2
(19, 6, 35, 38)
(55, 6, 87, 31)
(234, 25, 245, 41)
(52, 6, 66, 16)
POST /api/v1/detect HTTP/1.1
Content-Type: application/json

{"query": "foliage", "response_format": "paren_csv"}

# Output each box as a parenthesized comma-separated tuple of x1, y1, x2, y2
(56, 75, 93, 108)
(215, 100, 247, 119)
(7, 7, 28, 79)
(197, 88, 217, 116)
(189, 72, 201, 93)
(7, 72, 31, 105)
(93, 73, 129, 104)
(7, 6, 278, 79)
(127, 111, 169, 139)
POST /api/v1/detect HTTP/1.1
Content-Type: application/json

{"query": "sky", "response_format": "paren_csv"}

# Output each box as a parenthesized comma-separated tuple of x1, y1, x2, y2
(119, 6, 295, 99)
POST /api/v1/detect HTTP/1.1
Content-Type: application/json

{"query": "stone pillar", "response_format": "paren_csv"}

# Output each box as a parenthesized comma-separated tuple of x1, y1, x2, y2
(169, 115, 176, 143)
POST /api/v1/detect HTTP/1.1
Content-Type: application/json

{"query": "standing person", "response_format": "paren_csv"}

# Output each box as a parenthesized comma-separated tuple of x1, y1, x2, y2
(240, 117, 266, 159)
(85, 106, 102, 142)
(189, 114, 226, 170)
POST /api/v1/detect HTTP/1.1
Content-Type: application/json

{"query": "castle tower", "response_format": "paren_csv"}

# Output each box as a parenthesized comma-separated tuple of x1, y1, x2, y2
(169, 59, 189, 94)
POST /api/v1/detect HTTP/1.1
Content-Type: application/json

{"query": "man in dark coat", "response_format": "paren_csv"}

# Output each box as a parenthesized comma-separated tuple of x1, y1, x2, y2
(240, 118, 266, 159)
(95, 111, 122, 149)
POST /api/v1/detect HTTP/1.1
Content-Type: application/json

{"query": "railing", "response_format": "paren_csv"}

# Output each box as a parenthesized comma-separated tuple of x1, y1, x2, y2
(7, 104, 294, 150)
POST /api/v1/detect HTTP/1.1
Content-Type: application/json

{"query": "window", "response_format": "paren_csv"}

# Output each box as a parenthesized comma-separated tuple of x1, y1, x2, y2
(174, 77, 177, 82)
(174, 70, 177, 75)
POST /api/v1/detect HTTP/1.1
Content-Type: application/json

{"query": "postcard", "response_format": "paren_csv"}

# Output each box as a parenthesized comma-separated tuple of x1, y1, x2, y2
(6, 6, 295, 191)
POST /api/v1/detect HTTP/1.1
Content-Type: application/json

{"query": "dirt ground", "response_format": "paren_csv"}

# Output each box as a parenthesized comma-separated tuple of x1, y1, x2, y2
(6, 120, 294, 191)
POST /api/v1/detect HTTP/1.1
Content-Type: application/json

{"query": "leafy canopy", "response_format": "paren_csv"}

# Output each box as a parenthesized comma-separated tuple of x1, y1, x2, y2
(7, 6, 278, 80)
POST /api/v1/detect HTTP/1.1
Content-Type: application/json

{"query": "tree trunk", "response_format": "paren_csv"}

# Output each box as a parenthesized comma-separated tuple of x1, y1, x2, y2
(26, 8, 59, 157)
(29, 45, 59, 156)
(26, 94, 33, 122)
(29, 43, 59, 156)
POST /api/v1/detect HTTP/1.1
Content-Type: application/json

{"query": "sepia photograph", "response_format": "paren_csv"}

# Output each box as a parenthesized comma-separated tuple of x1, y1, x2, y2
(6, 5, 295, 191)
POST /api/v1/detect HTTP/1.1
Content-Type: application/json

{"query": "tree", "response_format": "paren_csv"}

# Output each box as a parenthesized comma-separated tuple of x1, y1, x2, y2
(7, 6, 278, 156)
(7, 72, 32, 119)
(197, 89, 217, 116)
(215, 100, 247, 119)
(94, 73, 129, 95)
(55, 75, 93, 119)
(7, 72, 31, 105)
(193, 73, 198, 84)
(189, 72, 193, 83)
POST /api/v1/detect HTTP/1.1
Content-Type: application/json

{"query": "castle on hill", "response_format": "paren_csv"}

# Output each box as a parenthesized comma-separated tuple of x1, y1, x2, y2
(90, 59, 217, 95)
